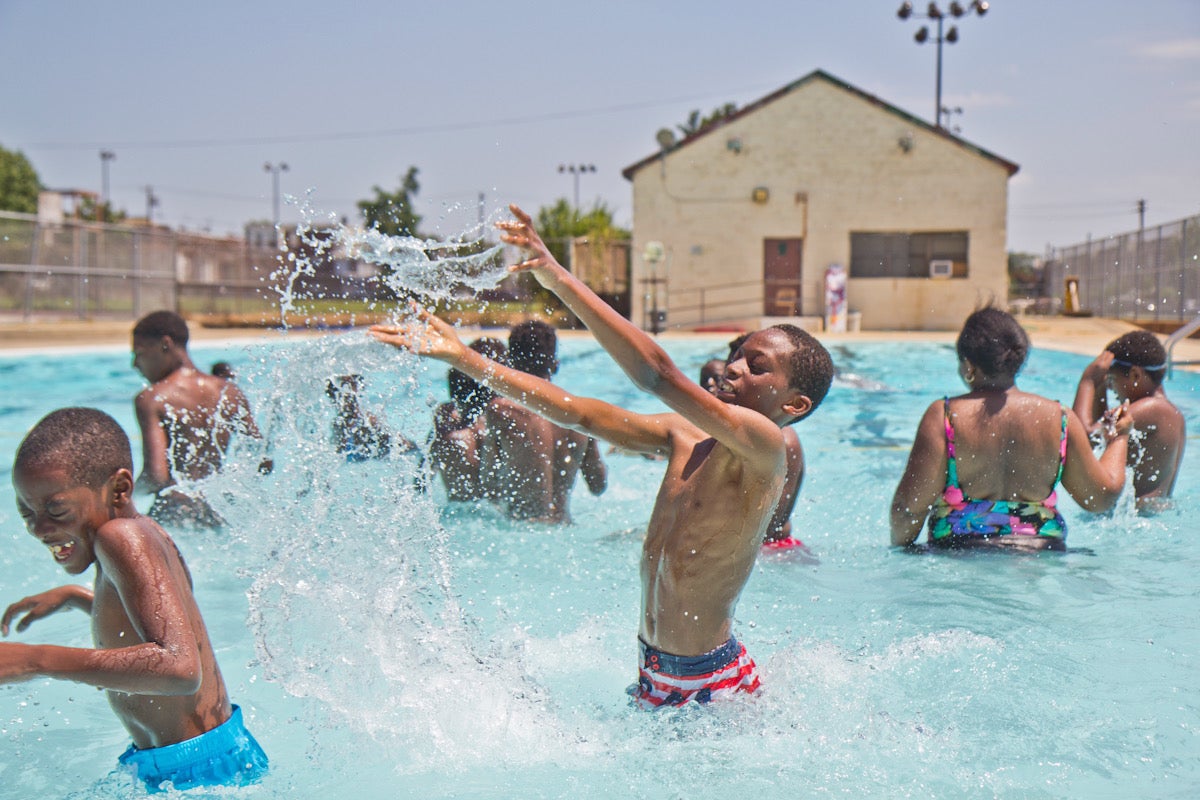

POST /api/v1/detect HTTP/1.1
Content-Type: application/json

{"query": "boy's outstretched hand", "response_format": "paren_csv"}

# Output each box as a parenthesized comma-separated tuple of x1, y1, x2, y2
(496, 204, 564, 278)
(369, 305, 465, 362)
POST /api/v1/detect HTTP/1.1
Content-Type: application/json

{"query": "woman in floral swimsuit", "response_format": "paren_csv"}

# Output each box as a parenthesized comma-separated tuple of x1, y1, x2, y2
(890, 307, 1132, 551)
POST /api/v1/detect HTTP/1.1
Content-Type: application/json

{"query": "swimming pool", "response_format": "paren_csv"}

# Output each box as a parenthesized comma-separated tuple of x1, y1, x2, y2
(0, 333, 1196, 798)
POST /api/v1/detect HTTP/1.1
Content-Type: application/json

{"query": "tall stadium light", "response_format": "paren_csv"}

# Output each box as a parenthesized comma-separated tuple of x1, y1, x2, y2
(99, 150, 116, 221)
(557, 163, 596, 210)
(896, 1, 989, 129)
(264, 162, 289, 229)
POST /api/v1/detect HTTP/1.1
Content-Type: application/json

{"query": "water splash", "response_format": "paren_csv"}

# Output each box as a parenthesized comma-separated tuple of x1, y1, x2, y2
(194, 334, 581, 776)
(336, 226, 508, 298)
(267, 195, 513, 327)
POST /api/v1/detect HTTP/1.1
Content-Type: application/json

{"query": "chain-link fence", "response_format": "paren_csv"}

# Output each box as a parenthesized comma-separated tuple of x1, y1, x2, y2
(0, 211, 277, 320)
(0, 211, 635, 324)
(1044, 213, 1200, 324)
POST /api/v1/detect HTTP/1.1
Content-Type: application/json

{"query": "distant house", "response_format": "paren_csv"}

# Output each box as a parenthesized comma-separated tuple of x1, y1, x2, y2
(621, 69, 1019, 331)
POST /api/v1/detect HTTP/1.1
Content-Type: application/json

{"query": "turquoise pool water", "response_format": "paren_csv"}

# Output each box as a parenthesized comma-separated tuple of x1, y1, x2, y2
(0, 333, 1197, 798)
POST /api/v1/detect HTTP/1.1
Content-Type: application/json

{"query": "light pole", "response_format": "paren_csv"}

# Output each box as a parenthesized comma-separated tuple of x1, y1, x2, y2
(144, 185, 158, 224)
(263, 162, 289, 229)
(897, 1, 988, 129)
(99, 150, 115, 222)
(558, 163, 595, 210)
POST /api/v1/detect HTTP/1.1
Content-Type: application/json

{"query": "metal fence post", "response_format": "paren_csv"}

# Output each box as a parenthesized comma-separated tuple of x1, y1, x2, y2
(133, 228, 142, 319)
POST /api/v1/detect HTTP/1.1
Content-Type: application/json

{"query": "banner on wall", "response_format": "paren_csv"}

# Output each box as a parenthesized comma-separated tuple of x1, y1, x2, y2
(824, 263, 847, 333)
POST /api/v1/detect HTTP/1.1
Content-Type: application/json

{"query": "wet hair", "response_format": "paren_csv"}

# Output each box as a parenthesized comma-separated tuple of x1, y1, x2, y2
(508, 320, 558, 378)
(211, 361, 235, 380)
(449, 338, 508, 423)
(955, 306, 1029, 378)
(14, 407, 133, 489)
(767, 324, 834, 423)
(132, 310, 189, 347)
(1107, 330, 1167, 387)
(726, 333, 750, 363)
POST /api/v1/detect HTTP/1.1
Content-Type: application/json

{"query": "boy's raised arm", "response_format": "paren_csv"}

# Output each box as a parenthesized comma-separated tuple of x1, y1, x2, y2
(497, 205, 782, 466)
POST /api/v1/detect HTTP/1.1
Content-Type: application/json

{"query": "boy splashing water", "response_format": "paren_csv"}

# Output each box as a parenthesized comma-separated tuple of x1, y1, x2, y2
(1, 408, 267, 791)
(372, 205, 833, 709)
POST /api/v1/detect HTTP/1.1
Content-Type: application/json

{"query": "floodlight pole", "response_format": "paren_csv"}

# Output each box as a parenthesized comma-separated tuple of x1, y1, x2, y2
(896, 2, 989, 130)
(264, 162, 289, 229)
(558, 163, 596, 210)
(99, 150, 115, 222)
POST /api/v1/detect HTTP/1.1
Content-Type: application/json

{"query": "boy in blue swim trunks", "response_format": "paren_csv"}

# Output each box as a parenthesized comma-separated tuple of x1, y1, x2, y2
(372, 205, 833, 709)
(0, 408, 267, 792)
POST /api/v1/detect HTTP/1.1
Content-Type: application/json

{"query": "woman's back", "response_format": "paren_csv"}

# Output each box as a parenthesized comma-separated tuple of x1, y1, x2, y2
(946, 389, 1065, 503)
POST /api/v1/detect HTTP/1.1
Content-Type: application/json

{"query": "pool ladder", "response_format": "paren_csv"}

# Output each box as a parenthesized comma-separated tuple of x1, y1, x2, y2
(1166, 314, 1200, 378)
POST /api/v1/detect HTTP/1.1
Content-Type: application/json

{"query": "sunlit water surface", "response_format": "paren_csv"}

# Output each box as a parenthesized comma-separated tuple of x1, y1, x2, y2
(0, 335, 1196, 799)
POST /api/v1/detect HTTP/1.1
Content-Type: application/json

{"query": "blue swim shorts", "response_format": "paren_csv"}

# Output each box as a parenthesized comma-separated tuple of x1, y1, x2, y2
(117, 705, 268, 793)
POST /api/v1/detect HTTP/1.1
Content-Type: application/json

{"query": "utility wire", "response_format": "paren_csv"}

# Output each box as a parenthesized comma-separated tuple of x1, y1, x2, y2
(21, 86, 774, 152)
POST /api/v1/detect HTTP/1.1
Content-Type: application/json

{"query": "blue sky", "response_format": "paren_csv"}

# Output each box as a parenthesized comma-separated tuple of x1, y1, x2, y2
(2, 1, 1197, 253)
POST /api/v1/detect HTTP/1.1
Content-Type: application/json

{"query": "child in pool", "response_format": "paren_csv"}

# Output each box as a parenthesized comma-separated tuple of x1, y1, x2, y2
(131, 310, 268, 527)
(479, 320, 608, 523)
(0, 408, 267, 791)
(1073, 330, 1185, 511)
(326, 373, 412, 462)
(428, 337, 507, 501)
(371, 204, 834, 709)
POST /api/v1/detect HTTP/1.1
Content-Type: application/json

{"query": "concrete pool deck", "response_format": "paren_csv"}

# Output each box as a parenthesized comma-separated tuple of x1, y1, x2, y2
(1, 314, 1198, 370)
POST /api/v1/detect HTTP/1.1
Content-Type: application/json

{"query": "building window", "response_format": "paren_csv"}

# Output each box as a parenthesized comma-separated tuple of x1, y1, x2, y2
(849, 231, 969, 278)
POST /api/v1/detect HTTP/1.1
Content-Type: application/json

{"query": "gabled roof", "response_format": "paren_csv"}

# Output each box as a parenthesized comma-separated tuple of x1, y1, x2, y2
(621, 69, 1019, 180)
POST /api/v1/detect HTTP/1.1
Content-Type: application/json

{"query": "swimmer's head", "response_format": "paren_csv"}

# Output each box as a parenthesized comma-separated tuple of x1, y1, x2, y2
(1106, 330, 1167, 388)
(956, 306, 1029, 380)
(132, 310, 189, 349)
(449, 338, 508, 423)
(768, 324, 834, 421)
(15, 407, 134, 491)
(699, 358, 725, 392)
(132, 311, 194, 382)
(508, 320, 558, 379)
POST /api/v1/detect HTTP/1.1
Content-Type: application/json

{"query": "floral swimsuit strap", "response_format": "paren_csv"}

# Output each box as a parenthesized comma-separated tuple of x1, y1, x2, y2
(942, 397, 960, 488)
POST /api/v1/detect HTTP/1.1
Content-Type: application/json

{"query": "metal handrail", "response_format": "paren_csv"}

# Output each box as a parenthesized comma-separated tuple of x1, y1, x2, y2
(1165, 313, 1200, 378)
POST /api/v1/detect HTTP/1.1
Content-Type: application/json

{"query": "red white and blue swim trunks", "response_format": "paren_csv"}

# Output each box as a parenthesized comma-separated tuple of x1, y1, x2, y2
(629, 637, 761, 710)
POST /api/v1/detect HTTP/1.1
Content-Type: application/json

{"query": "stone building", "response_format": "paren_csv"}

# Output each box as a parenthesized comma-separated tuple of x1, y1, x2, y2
(621, 69, 1019, 331)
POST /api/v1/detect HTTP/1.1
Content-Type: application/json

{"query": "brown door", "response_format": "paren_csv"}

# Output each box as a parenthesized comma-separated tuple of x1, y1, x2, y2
(763, 238, 803, 316)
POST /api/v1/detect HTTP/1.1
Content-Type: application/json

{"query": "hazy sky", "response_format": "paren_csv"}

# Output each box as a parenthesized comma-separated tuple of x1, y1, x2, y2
(3, 1, 1197, 254)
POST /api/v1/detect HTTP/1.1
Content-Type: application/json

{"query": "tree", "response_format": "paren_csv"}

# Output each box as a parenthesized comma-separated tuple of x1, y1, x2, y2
(76, 195, 127, 223)
(357, 166, 422, 237)
(0, 144, 41, 214)
(525, 199, 630, 324)
(676, 103, 739, 138)
(535, 198, 629, 266)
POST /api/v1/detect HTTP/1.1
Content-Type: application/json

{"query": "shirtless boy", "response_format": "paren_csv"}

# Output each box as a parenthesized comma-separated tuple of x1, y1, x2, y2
(131, 311, 265, 526)
(1, 408, 267, 791)
(705, 340, 808, 550)
(429, 337, 507, 501)
(1073, 330, 1186, 510)
(480, 320, 607, 523)
(372, 205, 833, 708)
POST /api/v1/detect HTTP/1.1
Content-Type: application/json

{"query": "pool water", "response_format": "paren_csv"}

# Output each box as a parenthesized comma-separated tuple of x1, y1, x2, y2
(0, 333, 1197, 799)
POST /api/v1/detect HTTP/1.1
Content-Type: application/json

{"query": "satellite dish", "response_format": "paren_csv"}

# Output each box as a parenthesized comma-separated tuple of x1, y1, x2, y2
(655, 128, 676, 151)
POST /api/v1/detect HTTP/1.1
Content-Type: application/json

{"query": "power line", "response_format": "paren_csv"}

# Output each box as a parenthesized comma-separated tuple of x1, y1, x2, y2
(20, 85, 776, 152)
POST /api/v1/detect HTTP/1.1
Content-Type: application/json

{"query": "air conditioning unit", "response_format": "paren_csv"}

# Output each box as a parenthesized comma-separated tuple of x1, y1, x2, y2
(929, 259, 953, 279)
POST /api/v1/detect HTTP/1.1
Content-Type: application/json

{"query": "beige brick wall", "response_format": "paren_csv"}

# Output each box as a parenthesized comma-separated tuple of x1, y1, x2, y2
(628, 76, 1011, 331)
